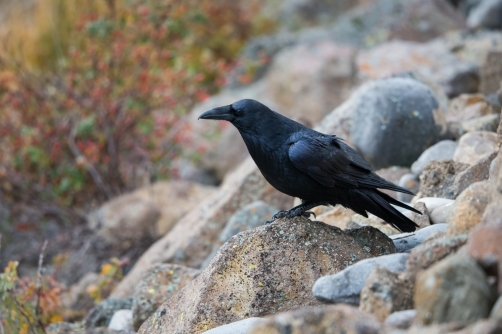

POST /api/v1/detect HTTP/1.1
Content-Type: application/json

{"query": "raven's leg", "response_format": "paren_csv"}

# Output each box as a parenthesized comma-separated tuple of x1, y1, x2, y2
(265, 201, 330, 224)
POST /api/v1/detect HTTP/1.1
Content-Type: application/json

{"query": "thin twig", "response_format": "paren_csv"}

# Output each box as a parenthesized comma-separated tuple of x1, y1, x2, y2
(67, 125, 114, 200)
(35, 240, 48, 334)
(7, 290, 38, 334)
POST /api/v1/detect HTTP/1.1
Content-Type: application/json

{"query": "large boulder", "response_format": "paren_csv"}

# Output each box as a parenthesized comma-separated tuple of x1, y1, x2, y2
(87, 181, 217, 245)
(201, 201, 278, 268)
(131, 264, 200, 330)
(350, 77, 439, 169)
(137, 218, 394, 334)
(110, 157, 292, 298)
(357, 40, 478, 98)
(264, 41, 357, 124)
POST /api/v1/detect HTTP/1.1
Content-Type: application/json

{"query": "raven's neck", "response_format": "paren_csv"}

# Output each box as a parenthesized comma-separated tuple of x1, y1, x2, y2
(238, 113, 303, 154)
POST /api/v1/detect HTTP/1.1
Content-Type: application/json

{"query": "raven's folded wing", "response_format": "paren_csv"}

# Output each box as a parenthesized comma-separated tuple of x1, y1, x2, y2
(288, 136, 371, 188)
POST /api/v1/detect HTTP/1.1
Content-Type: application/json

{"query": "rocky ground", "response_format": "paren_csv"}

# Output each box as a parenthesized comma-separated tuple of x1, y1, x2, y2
(42, 0, 502, 333)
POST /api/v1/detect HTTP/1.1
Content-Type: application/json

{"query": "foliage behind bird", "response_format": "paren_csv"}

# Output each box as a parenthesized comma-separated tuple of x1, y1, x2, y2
(199, 99, 419, 232)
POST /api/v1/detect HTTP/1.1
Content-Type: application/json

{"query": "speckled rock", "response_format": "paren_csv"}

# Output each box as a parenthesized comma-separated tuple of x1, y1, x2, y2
(411, 202, 431, 228)
(131, 264, 200, 330)
(313, 253, 407, 305)
(84, 297, 133, 329)
(447, 180, 492, 236)
(406, 235, 468, 274)
(415, 254, 496, 326)
(360, 267, 414, 321)
(247, 304, 381, 334)
(453, 151, 499, 198)
(453, 131, 499, 166)
(111, 157, 292, 298)
(391, 224, 448, 253)
(417, 160, 470, 199)
(384, 309, 416, 329)
(350, 77, 439, 169)
(137, 217, 389, 334)
(202, 201, 278, 268)
(411, 140, 458, 176)
(344, 226, 397, 255)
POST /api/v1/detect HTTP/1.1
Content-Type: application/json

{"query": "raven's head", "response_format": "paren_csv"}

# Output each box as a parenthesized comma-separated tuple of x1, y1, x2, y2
(198, 99, 274, 132)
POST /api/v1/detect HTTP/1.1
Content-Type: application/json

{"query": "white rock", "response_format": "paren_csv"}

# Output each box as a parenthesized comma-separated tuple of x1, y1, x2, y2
(108, 309, 133, 332)
(203, 317, 266, 334)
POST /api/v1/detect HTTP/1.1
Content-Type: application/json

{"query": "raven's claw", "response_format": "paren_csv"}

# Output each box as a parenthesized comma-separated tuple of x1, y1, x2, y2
(301, 211, 316, 219)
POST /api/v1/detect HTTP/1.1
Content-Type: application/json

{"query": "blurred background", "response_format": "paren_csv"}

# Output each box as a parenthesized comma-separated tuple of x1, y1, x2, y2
(0, 0, 501, 332)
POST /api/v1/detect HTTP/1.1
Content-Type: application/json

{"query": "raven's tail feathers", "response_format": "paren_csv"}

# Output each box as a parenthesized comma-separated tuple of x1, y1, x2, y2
(345, 189, 419, 233)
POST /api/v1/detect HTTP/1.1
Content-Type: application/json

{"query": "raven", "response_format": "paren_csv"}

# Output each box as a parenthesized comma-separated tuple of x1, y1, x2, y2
(199, 99, 419, 232)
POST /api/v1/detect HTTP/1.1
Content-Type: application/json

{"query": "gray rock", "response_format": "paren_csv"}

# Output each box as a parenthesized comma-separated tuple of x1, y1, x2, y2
(490, 294, 502, 319)
(467, 0, 502, 29)
(108, 309, 133, 332)
(453, 150, 498, 197)
(453, 131, 499, 166)
(313, 253, 408, 304)
(397, 174, 420, 203)
(204, 317, 266, 334)
(350, 77, 438, 169)
(415, 254, 497, 326)
(385, 309, 417, 329)
(462, 113, 501, 133)
(411, 140, 458, 176)
(84, 298, 133, 328)
(201, 201, 278, 268)
(411, 202, 431, 229)
(391, 224, 447, 253)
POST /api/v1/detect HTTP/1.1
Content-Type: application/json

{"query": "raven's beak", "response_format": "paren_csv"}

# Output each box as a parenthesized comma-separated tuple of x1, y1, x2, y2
(198, 105, 233, 121)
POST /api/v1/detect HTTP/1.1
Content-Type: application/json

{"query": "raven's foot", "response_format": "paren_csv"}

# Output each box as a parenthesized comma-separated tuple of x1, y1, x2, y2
(265, 204, 324, 224)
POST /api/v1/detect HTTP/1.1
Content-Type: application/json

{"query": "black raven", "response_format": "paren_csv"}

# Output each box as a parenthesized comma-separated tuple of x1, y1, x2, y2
(199, 99, 419, 232)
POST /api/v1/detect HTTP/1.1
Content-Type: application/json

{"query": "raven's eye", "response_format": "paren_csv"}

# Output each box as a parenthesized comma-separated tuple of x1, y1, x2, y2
(235, 109, 243, 116)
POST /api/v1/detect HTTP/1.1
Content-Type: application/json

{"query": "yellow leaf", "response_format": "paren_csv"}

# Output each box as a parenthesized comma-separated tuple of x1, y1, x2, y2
(101, 263, 114, 276)
(50, 314, 64, 323)
(20, 323, 29, 334)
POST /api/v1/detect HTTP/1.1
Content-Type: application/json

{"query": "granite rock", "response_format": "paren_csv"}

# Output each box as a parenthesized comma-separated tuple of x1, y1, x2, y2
(313, 253, 408, 304)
